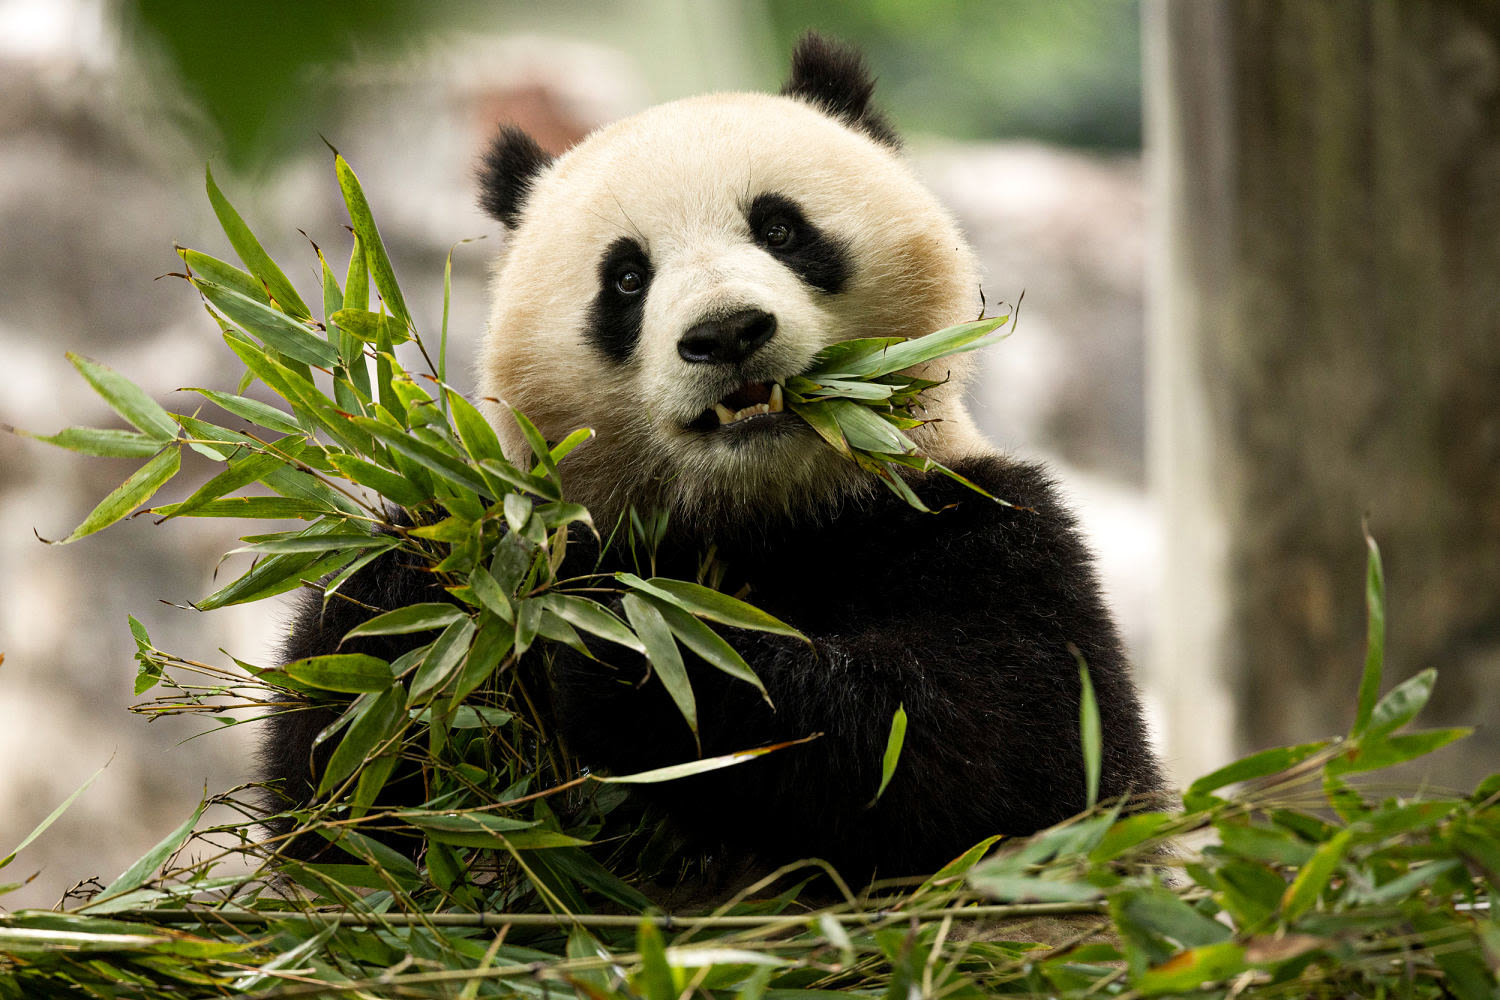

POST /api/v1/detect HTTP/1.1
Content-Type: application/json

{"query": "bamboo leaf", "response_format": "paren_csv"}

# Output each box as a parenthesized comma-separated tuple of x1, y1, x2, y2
(1183, 741, 1329, 811)
(230, 924, 338, 992)
(232, 532, 397, 557)
(869, 703, 908, 806)
(468, 567, 514, 622)
(181, 387, 303, 435)
(65, 353, 179, 442)
(319, 687, 404, 795)
(318, 244, 342, 328)
(447, 617, 515, 709)
(510, 406, 559, 483)
(503, 493, 532, 534)
(596, 735, 820, 784)
(549, 427, 594, 464)
(409, 618, 477, 702)
(1215, 859, 1288, 928)
(648, 596, 771, 703)
(346, 757, 400, 823)
(197, 548, 350, 610)
(807, 316, 1007, 380)
(327, 453, 433, 507)
(618, 574, 802, 638)
(353, 415, 488, 496)
(540, 593, 644, 653)
(53, 447, 180, 543)
(1352, 528, 1386, 736)
(402, 811, 541, 849)
(1328, 727, 1471, 776)
(1089, 812, 1176, 864)
(177, 246, 269, 305)
(320, 544, 395, 604)
(194, 277, 338, 368)
(1078, 658, 1101, 810)
(175, 413, 358, 514)
(1, 760, 110, 870)
(825, 398, 917, 454)
(336, 155, 411, 330)
(1281, 827, 1353, 922)
(1135, 942, 1247, 997)
(514, 598, 541, 658)
(23, 426, 165, 458)
(222, 332, 375, 455)
(1366, 667, 1435, 739)
(479, 458, 560, 502)
(623, 593, 695, 737)
(537, 501, 594, 534)
(1115, 885, 1232, 949)
(167, 449, 289, 520)
(343, 603, 466, 638)
(797, 377, 899, 401)
(89, 799, 209, 910)
(501, 830, 592, 850)
(205, 163, 311, 319)
(283, 653, 393, 693)
(329, 307, 409, 345)
(872, 458, 932, 512)
(798, 336, 906, 378)
(150, 496, 329, 520)
(342, 234, 373, 398)
(969, 873, 1103, 903)
(636, 920, 678, 1000)
(448, 388, 505, 463)
(129, 614, 162, 694)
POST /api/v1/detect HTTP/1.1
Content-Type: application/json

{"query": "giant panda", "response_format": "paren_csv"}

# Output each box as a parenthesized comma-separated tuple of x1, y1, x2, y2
(262, 34, 1163, 883)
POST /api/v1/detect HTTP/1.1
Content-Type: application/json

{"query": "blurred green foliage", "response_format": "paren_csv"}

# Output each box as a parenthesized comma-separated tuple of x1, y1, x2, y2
(118, 1, 440, 169)
(119, 0, 1141, 169)
(764, 0, 1142, 148)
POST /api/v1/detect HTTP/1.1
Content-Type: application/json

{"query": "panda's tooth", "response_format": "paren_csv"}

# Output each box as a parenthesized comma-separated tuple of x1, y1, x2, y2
(769, 384, 784, 413)
(714, 403, 736, 425)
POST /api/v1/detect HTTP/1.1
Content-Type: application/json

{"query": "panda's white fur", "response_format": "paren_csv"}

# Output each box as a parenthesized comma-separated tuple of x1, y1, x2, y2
(477, 91, 989, 528)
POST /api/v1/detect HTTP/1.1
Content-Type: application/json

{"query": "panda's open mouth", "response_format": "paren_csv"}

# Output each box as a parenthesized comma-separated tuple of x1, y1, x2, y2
(687, 382, 788, 432)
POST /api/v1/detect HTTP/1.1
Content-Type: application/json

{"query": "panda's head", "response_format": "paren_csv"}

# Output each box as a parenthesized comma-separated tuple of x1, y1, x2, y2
(476, 34, 985, 531)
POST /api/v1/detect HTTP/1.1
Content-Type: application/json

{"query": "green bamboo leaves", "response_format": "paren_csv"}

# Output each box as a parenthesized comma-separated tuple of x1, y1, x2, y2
(205, 164, 311, 320)
(11, 150, 1496, 1000)
(336, 155, 411, 332)
(13, 156, 809, 871)
(784, 314, 1013, 511)
(6, 353, 183, 543)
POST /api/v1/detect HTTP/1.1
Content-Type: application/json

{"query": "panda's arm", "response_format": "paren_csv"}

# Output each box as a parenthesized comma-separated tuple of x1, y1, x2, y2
(549, 457, 1163, 875)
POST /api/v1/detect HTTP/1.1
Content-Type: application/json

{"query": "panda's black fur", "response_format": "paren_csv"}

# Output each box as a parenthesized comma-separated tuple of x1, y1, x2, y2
(259, 34, 1163, 881)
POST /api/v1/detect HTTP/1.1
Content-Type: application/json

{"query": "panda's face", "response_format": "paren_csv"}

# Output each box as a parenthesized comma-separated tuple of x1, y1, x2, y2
(477, 90, 982, 528)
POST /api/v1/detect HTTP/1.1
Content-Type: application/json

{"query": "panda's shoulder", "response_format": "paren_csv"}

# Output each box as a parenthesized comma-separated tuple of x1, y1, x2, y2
(933, 452, 1075, 515)
(802, 451, 1098, 590)
(936, 453, 1096, 565)
(852, 452, 1085, 546)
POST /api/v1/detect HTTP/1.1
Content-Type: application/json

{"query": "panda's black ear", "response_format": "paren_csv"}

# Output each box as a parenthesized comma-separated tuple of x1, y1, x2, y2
(780, 32, 901, 149)
(477, 126, 554, 228)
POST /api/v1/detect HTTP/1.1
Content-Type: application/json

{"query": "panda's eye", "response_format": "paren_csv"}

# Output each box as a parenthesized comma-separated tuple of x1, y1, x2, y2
(762, 221, 792, 248)
(614, 270, 644, 295)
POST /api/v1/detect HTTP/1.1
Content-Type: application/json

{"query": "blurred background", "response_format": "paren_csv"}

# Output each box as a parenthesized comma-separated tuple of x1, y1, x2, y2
(1, 0, 1495, 911)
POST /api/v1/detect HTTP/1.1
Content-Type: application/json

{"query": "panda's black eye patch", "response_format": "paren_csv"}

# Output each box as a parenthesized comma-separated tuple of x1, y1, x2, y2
(747, 192, 850, 295)
(588, 237, 653, 362)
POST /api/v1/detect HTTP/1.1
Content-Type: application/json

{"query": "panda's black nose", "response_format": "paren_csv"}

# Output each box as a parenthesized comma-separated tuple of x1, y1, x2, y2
(677, 309, 777, 365)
